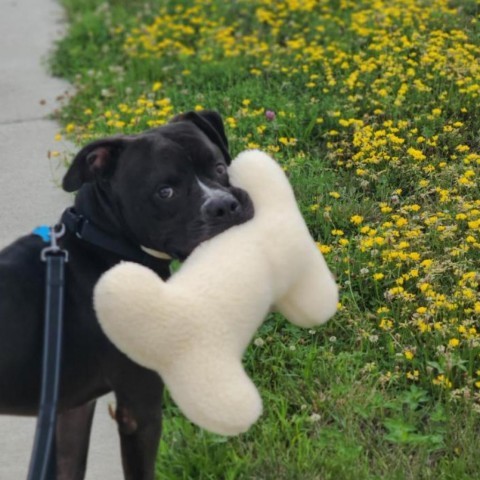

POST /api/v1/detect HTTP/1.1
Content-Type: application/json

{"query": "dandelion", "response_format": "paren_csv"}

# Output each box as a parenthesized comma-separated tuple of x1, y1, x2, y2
(317, 244, 332, 254)
(407, 370, 420, 381)
(278, 137, 297, 146)
(404, 350, 414, 360)
(433, 375, 452, 389)
(350, 215, 364, 225)
(448, 338, 460, 348)
(379, 319, 393, 330)
(407, 147, 426, 161)
(226, 117, 237, 129)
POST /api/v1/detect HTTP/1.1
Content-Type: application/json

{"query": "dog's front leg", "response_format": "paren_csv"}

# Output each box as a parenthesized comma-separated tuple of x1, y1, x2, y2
(111, 369, 164, 480)
(56, 400, 96, 480)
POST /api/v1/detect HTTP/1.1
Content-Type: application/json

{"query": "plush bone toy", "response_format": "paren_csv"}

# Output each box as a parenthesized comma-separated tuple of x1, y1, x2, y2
(94, 150, 338, 436)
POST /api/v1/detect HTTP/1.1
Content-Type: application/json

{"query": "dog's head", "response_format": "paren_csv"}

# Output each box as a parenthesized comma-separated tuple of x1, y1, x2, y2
(62, 110, 254, 260)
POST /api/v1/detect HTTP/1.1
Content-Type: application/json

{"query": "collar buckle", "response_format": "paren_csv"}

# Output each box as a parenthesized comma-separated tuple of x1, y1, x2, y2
(40, 224, 69, 262)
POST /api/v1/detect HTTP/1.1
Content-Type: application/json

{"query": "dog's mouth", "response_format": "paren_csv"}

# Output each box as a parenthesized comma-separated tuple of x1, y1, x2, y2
(198, 187, 254, 244)
(161, 188, 254, 261)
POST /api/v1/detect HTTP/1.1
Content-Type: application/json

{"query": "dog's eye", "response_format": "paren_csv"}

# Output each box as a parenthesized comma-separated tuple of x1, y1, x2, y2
(157, 186, 174, 200)
(215, 163, 227, 175)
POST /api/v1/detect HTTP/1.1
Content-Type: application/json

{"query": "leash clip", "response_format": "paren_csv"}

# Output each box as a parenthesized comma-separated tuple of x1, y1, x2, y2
(41, 224, 69, 262)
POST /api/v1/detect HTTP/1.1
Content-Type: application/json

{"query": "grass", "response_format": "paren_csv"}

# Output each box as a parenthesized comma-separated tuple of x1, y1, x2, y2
(51, 0, 480, 478)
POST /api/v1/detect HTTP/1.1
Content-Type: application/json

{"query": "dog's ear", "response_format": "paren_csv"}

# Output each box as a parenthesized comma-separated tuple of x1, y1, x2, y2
(170, 110, 231, 164)
(62, 136, 134, 192)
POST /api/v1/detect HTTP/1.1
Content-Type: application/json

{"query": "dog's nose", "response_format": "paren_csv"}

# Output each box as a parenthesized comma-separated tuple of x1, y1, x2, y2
(202, 196, 241, 220)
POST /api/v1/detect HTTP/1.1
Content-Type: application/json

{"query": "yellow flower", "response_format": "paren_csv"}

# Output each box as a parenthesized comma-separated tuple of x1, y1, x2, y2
(417, 320, 430, 333)
(433, 375, 452, 389)
(380, 205, 393, 214)
(278, 137, 297, 146)
(407, 147, 426, 161)
(421, 259, 433, 269)
(404, 350, 414, 360)
(226, 117, 237, 128)
(448, 338, 460, 348)
(407, 370, 419, 381)
(317, 243, 332, 254)
(350, 215, 364, 225)
(379, 318, 393, 330)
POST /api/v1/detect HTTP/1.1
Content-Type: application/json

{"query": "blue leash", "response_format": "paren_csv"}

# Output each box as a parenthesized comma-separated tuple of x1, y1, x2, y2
(28, 225, 69, 480)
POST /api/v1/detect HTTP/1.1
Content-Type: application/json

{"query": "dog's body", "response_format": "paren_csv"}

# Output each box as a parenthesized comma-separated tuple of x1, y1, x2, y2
(0, 111, 253, 480)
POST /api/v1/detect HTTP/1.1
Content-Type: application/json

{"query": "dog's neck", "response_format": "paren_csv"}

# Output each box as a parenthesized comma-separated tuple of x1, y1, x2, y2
(64, 185, 172, 273)
(73, 184, 129, 238)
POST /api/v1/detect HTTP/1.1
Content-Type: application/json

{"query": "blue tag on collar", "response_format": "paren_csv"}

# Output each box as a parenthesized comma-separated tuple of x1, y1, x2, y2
(33, 226, 51, 243)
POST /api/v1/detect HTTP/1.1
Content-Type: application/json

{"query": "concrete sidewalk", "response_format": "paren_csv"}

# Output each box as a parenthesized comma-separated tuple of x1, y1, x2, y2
(0, 0, 122, 478)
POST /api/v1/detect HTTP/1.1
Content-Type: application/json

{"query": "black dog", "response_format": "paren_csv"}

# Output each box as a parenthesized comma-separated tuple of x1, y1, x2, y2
(0, 111, 253, 480)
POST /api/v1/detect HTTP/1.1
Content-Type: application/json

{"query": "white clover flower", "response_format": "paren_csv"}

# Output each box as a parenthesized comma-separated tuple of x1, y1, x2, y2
(308, 413, 321, 423)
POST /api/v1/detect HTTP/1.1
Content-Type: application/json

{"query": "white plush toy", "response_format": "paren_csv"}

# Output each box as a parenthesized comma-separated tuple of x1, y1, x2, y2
(94, 150, 338, 436)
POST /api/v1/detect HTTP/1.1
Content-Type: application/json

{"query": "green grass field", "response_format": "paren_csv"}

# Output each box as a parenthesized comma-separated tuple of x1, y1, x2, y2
(52, 1, 480, 478)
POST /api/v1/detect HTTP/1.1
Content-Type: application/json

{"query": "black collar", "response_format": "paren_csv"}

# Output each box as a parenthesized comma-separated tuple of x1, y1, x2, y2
(61, 208, 171, 269)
